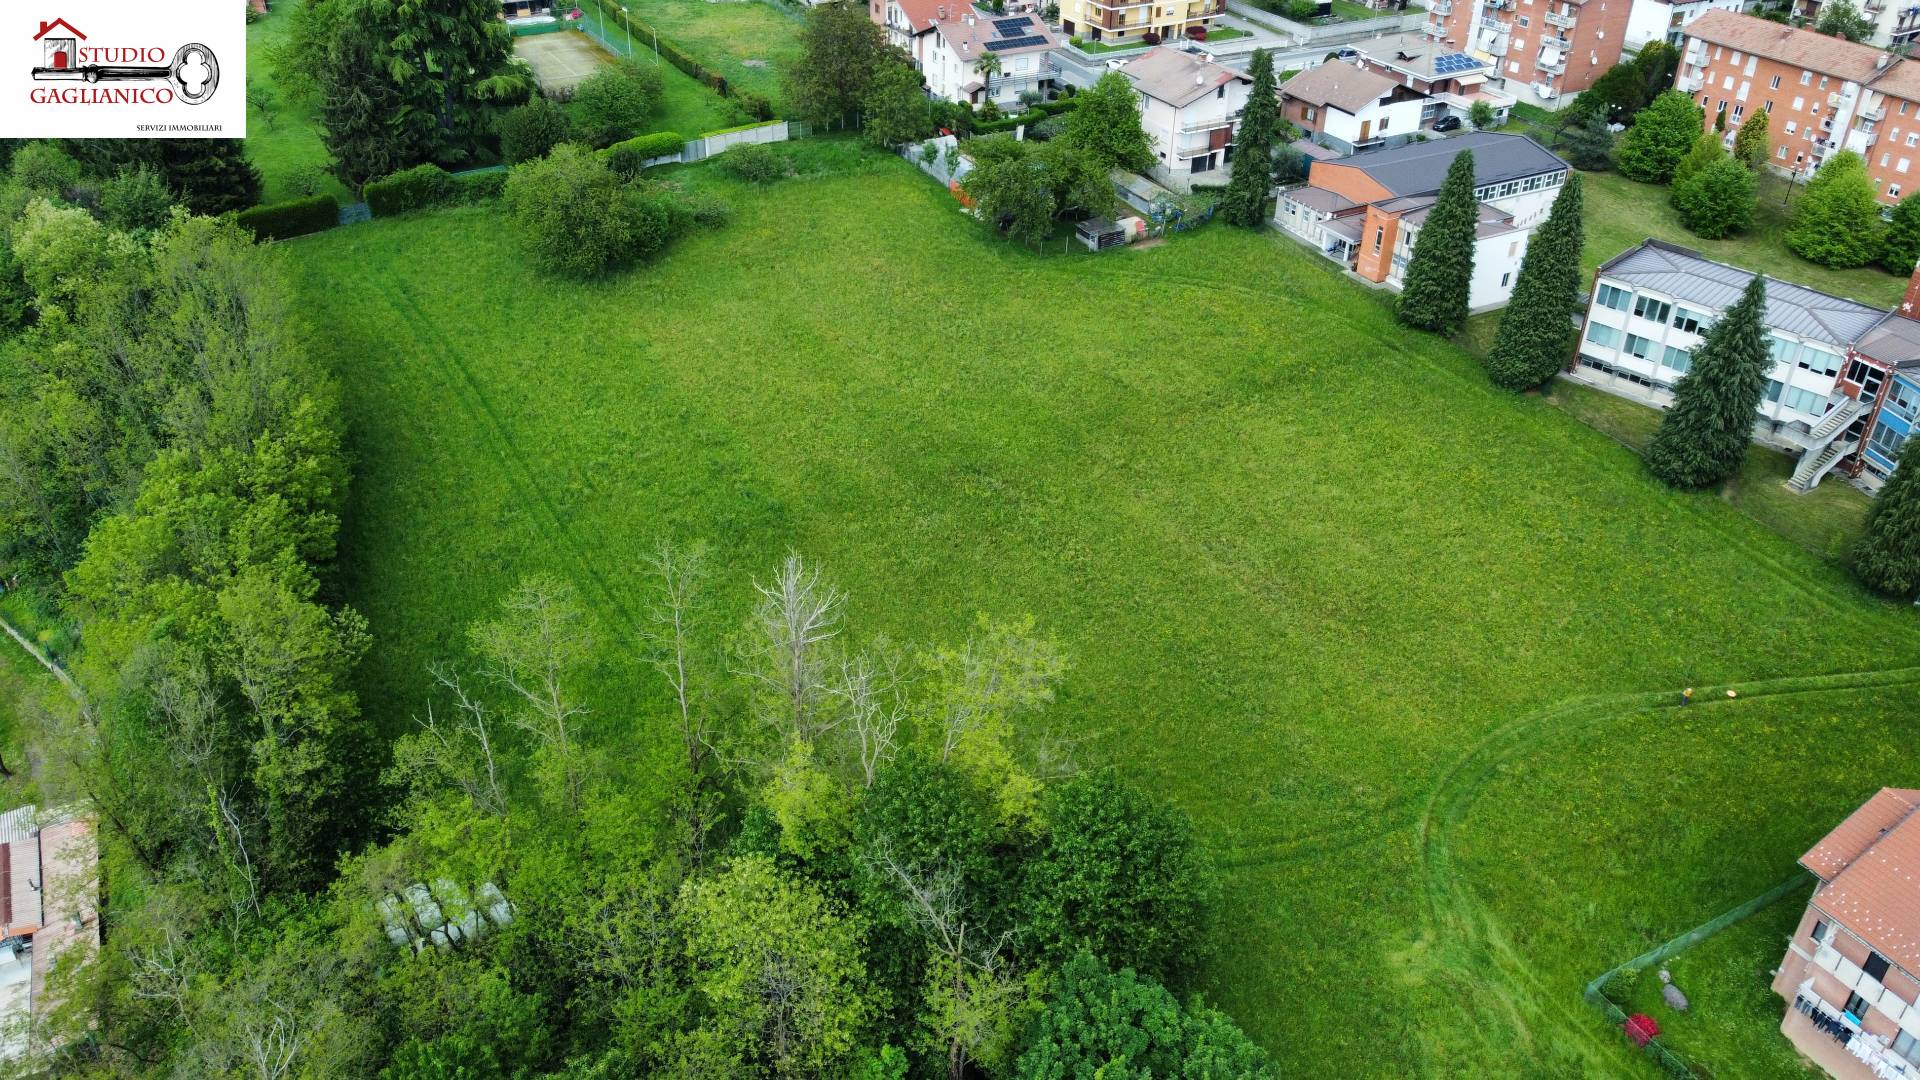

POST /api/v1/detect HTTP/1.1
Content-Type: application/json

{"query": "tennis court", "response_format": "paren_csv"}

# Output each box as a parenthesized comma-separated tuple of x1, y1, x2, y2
(516, 31, 613, 93)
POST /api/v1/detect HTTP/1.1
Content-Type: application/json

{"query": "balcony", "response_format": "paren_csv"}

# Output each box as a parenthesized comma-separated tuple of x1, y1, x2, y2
(1536, 53, 1566, 73)
(1179, 108, 1242, 132)
(1429, 0, 1451, 13)
(1479, 15, 1508, 31)
(1543, 34, 1571, 49)
(1863, 101, 1888, 121)
(1481, 36, 1508, 55)
(1677, 71, 1702, 92)
(1811, 943, 1920, 1040)
(1544, 9, 1576, 27)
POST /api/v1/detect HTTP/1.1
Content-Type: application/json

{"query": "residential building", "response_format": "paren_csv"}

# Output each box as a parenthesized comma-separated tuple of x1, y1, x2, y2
(1354, 32, 1518, 126)
(1119, 47, 1252, 189)
(1419, 0, 1633, 107)
(1772, 789, 1920, 1080)
(1674, 11, 1920, 202)
(0, 806, 96, 1062)
(1059, 0, 1226, 45)
(1622, 0, 1751, 51)
(872, 0, 945, 67)
(1568, 239, 1894, 490)
(1279, 61, 1432, 153)
(1842, 311, 1920, 488)
(1792, 0, 1920, 50)
(921, 8, 1061, 108)
(1273, 132, 1568, 310)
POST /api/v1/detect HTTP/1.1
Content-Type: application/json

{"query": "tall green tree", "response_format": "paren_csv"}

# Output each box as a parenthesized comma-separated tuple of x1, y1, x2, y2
(1395, 150, 1478, 335)
(1011, 954, 1277, 1079)
(786, 0, 892, 125)
(1854, 436, 1920, 596)
(1615, 90, 1704, 182)
(1671, 130, 1726, 191)
(863, 59, 934, 148)
(68, 139, 261, 215)
(1817, 0, 1877, 40)
(318, 23, 433, 188)
(1580, 62, 1651, 125)
(1674, 155, 1757, 238)
(1882, 192, 1920, 273)
(1788, 150, 1886, 268)
(1558, 112, 1616, 170)
(1221, 49, 1280, 227)
(1064, 71, 1156, 173)
(1633, 40, 1681, 100)
(1733, 108, 1771, 169)
(1645, 275, 1772, 489)
(1484, 173, 1585, 391)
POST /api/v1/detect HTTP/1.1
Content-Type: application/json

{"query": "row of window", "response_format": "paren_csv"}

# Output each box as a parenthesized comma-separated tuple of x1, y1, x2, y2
(1472, 170, 1565, 202)
(1593, 282, 1711, 336)
(1585, 323, 1692, 373)
(1575, 354, 1675, 393)
(1769, 334, 1842, 378)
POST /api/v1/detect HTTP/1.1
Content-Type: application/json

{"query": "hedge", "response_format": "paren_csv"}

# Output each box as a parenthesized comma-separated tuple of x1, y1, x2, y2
(365, 163, 458, 216)
(973, 96, 1079, 135)
(605, 131, 685, 177)
(455, 170, 509, 201)
(234, 194, 339, 241)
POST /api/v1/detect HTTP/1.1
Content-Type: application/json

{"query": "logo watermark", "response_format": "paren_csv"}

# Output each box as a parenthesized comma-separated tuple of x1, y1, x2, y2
(0, 3, 243, 138)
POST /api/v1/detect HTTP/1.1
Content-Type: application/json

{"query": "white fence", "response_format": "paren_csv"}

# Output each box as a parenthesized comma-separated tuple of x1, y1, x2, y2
(901, 134, 972, 187)
(678, 120, 796, 163)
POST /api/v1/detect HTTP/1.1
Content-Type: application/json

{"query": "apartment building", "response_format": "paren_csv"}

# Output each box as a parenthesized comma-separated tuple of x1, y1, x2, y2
(1419, 0, 1631, 107)
(1622, 0, 1751, 51)
(1773, 789, 1920, 1080)
(1274, 132, 1568, 310)
(1791, 0, 1920, 50)
(1676, 11, 1920, 203)
(1058, 0, 1225, 44)
(872, 0, 944, 67)
(1354, 32, 1518, 126)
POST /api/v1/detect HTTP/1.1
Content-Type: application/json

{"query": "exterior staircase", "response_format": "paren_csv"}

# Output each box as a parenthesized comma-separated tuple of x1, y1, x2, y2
(1787, 397, 1864, 493)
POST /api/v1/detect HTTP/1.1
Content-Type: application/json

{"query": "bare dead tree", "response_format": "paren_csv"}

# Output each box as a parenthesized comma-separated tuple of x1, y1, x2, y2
(642, 541, 727, 868)
(738, 554, 845, 746)
(238, 996, 306, 1080)
(472, 576, 594, 815)
(926, 618, 1065, 765)
(831, 648, 907, 788)
(403, 665, 509, 817)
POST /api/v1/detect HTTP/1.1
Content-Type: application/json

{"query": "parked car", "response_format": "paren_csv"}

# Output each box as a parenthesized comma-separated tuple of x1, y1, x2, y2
(1432, 114, 1462, 132)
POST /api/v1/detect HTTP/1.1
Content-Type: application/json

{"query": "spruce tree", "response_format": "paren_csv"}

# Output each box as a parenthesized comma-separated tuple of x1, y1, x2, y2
(1222, 49, 1280, 227)
(1786, 150, 1885, 268)
(1854, 437, 1920, 597)
(1645, 275, 1772, 489)
(321, 26, 431, 188)
(1881, 192, 1920, 274)
(1484, 173, 1585, 391)
(1396, 150, 1478, 335)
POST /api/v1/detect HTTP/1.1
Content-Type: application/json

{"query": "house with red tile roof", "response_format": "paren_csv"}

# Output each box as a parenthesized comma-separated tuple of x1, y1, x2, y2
(1773, 788, 1920, 1078)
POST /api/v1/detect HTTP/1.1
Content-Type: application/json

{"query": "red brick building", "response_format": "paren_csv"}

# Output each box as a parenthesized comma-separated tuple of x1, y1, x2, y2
(1419, 0, 1631, 107)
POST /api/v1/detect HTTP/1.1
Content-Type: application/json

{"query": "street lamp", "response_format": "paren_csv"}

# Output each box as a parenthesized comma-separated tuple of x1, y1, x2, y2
(619, 4, 632, 56)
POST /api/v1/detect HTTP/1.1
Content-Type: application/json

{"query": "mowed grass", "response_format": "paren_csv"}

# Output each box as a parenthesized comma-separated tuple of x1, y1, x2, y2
(244, 4, 352, 204)
(1582, 168, 1907, 309)
(280, 144, 1920, 1075)
(593, 0, 799, 109)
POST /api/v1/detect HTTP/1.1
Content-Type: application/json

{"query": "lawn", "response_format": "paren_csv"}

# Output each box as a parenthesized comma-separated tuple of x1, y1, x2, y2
(244, 3, 352, 204)
(583, 0, 799, 111)
(279, 143, 1920, 1076)
(1582, 167, 1907, 309)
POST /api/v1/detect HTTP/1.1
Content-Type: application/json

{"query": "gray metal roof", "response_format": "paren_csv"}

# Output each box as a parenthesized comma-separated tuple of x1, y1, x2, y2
(1338, 132, 1565, 197)
(1853, 313, 1920, 368)
(1597, 240, 1887, 347)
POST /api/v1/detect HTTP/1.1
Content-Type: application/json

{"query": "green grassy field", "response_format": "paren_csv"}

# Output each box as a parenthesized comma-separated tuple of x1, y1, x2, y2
(244, 4, 352, 204)
(1582, 168, 1908, 309)
(591, 0, 799, 109)
(279, 144, 1920, 1075)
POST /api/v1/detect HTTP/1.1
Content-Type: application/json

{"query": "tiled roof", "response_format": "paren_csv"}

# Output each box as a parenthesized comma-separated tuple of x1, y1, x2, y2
(1806, 789, 1920, 974)
(1338, 132, 1566, 197)
(892, 0, 947, 33)
(1682, 11, 1892, 84)
(932, 7, 1056, 59)
(1866, 54, 1920, 104)
(1121, 46, 1248, 108)
(1280, 61, 1398, 114)
(1596, 239, 1887, 346)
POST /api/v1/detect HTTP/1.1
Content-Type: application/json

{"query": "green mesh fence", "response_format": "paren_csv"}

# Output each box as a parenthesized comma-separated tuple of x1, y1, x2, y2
(1580, 873, 1809, 1079)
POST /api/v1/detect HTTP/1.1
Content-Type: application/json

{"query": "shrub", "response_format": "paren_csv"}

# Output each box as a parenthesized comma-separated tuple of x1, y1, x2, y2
(454, 170, 508, 202)
(737, 92, 775, 122)
(605, 131, 686, 178)
(1615, 90, 1704, 183)
(677, 188, 733, 228)
(720, 143, 787, 183)
(234, 194, 341, 241)
(1787, 150, 1884, 268)
(364, 164, 457, 216)
(96, 165, 176, 233)
(9, 143, 80, 197)
(574, 60, 662, 148)
(504, 144, 679, 277)
(284, 164, 332, 197)
(498, 97, 572, 164)
(1673, 156, 1755, 239)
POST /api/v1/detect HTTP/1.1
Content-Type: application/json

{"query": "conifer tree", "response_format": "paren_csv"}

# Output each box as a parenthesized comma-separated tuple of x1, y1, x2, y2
(1787, 150, 1884, 268)
(1222, 49, 1280, 227)
(1854, 437, 1920, 597)
(1484, 173, 1584, 390)
(1396, 150, 1477, 335)
(1645, 275, 1771, 489)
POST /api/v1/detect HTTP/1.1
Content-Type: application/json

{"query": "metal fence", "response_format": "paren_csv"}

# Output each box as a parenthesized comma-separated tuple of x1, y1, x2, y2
(1580, 874, 1811, 1079)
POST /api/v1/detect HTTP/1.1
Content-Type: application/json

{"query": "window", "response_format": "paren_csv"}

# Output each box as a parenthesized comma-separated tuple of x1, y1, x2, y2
(1633, 295, 1671, 323)
(1845, 990, 1871, 1022)
(1733, 104, 1744, 121)
(1896, 1030, 1919, 1063)
(1596, 283, 1630, 310)
(1820, 75, 1830, 90)
(1778, 145, 1789, 159)
(1770, 74, 1781, 89)
(1894, 184, 1904, 199)
(1902, 158, 1913, 175)
(1586, 322, 1621, 348)
(1801, 70, 1813, 85)
(1305, 106, 1317, 121)
(1673, 307, 1707, 334)
(1884, 153, 1893, 167)
(1874, 420, 1909, 459)
(1663, 346, 1692, 372)
(1624, 333, 1654, 360)
(1812, 918, 1829, 943)
(1767, 378, 1784, 403)
(1764, 100, 1773, 113)
(1784, 385, 1825, 413)
(1793, 95, 1805, 111)
(1217, 85, 1225, 99)
(1866, 952, 1892, 982)
(1907, 132, 1918, 147)
(1786, 120, 1799, 136)
(1518, 14, 1529, 25)
(1374, 225, 1384, 253)
(1501, 271, 1511, 286)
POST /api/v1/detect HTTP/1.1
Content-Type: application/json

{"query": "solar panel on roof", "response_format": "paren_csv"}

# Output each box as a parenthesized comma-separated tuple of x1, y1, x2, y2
(993, 16, 1033, 32)
(989, 33, 1047, 48)
(1433, 52, 1481, 74)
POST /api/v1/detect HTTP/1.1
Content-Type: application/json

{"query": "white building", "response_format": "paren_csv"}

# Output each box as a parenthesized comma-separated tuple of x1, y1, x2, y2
(1569, 239, 1892, 488)
(1117, 47, 1252, 190)
(1623, 0, 1752, 51)
(1273, 132, 1569, 311)
(873, 0, 945, 68)
(922, 8, 1061, 108)
(1278, 61, 1431, 155)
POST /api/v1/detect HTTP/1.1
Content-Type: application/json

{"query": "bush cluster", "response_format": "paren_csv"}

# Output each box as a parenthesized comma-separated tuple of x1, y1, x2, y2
(719, 142, 788, 183)
(605, 131, 686, 178)
(234, 194, 342, 241)
(972, 95, 1078, 136)
(364, 163, 457, 216)
(504, 144, 722, 277)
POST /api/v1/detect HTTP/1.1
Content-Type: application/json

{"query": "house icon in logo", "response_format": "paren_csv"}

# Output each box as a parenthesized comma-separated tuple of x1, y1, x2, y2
(32, 19, 85, 71)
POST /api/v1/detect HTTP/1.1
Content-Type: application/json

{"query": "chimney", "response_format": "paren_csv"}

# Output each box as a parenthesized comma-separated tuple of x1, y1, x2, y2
(1903, 259, 1920, 316)
(1879, 52, 1892, 69)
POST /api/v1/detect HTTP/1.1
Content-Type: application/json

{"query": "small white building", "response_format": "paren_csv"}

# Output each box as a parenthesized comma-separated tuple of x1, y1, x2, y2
(922, 7, 1061, 108)
(1279, 61, 1431, 155)
(1623, 0, 1752, 51)
(1117, 47, 1252, 191)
